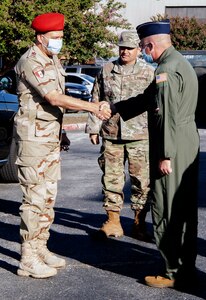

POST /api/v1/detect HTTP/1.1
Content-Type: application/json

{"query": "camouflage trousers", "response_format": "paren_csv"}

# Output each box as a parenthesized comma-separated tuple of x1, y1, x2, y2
(98, 139, 150, 212)
(16, 141, 61, 242)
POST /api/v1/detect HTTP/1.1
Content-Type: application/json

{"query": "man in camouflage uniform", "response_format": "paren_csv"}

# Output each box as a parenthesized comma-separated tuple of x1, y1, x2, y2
(86, 31, 154, 240)
(14, 12, 110, 279)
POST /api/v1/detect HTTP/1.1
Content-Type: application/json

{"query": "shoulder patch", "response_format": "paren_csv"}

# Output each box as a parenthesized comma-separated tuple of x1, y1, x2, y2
(156, 73, 167, 84)
(33, 66, 45, 79)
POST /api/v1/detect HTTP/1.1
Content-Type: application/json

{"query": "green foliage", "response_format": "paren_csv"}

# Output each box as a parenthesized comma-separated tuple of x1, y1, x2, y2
(63, 0, 131, 63)
(0, 0, 131, 70)
(150, 13, 168, 22)
(151, 14, 206, 50)
(170, 17, 206, 50)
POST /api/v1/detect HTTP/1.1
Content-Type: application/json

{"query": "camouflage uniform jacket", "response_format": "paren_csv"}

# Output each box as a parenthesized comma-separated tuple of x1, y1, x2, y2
(14, 44, 65, 144)
(86, 58, 154, 140)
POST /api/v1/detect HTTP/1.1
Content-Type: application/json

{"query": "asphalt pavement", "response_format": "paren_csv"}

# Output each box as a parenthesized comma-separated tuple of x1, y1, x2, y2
(0, 114, 206, 300)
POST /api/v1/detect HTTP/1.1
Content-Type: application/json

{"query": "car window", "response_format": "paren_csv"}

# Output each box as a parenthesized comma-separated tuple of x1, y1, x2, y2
(81, 74, 95, 83)
(65, 75, 83, 85)
(82, 67, 101, 77)
(0, 76, 12, 91)
(65, 67, 77, 73)
(64, 65, 102, 77)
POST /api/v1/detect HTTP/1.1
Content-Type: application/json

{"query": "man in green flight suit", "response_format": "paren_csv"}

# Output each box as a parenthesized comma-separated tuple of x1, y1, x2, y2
(112, 19, 200, 288)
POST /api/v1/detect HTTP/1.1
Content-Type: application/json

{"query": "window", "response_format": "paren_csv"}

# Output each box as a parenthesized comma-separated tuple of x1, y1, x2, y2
(65, 75, 83, 85)
(65, 67, 77, 73)
(81, 67, 101, 77)
(166, 6, 206, 23)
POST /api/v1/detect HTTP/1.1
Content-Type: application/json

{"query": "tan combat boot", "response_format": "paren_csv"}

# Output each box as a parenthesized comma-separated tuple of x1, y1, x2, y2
(17, 240, 57, 278)
(37, 239, 66, 269)
(145, 275, 175, 288)
(99, 211, 124, 237)
(132, 209, 152, 242)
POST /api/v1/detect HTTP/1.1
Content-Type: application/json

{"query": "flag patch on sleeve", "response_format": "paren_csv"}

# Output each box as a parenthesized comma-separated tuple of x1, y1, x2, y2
(33, 66, 45, 79)
(156, 73, 167, 83)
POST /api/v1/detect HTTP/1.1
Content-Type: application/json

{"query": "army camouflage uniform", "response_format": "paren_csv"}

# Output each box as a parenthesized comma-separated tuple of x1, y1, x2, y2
(86, 58, 154, 212)
(14, 44, 65, 243)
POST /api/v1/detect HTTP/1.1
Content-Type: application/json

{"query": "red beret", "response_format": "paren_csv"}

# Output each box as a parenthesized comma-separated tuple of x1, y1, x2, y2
(31, 12, 64, 33)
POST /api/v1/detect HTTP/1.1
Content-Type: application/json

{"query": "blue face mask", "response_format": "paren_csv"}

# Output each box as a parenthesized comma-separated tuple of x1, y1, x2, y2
(43, 36, 63, 54)
(142, 49, 154, 64)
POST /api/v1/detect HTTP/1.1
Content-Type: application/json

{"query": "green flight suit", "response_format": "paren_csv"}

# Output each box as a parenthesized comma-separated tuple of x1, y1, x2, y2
(115, 46, 200, 280)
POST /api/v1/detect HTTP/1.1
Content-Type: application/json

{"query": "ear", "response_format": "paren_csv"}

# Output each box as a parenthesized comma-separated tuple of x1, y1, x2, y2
(137, 48, 141, 56)
(148, 42, 153, 51)
(37, 34, 43, 44)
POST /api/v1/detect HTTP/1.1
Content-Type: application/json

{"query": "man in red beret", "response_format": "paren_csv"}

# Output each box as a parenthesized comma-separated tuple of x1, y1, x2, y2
(14, 12, 110, 279)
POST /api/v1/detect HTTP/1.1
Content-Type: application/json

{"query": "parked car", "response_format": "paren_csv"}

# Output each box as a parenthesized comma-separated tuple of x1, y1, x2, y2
(63, 64, 102, 78)
(180, 50, 206, 128)
(65, 73, 94, 93)
(65, 82, 91, 113)
(0, 76, 19, 182)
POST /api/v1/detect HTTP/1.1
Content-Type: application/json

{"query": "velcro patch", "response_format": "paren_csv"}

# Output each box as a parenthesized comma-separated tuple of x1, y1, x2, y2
(156, 73, 167, 84)
(33, 66, 45, 79)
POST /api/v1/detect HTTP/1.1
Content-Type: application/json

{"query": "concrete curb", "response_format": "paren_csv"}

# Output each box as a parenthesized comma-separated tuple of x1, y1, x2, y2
(63, 123, 86, 131)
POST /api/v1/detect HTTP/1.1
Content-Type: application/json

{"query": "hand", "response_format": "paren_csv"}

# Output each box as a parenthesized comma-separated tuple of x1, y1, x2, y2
(99, 102, 110, 111)
(60, 130, 70, 151)
(158, 159, 172, 175)
(90, 134, 99, 145)
(95, 101, 111, 120)
(100, 102, 117, 116)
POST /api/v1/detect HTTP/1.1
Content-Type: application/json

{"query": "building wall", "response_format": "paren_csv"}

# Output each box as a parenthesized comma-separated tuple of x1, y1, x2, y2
(118, 0, 206, 30)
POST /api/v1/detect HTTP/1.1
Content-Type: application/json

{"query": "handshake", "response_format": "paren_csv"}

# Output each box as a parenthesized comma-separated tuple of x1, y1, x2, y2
(94, 101, 113, 121)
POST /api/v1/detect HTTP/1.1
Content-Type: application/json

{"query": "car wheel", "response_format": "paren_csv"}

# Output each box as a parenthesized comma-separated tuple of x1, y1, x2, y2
(0, 138, 18, 183)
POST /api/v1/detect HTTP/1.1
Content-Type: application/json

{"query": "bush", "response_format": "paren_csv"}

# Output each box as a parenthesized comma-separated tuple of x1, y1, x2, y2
(151, 14, 206, 50)
(170, 16, 206, 50)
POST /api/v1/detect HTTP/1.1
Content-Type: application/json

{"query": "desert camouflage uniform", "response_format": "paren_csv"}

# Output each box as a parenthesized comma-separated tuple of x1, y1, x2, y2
(86, 58, 154, 211)
(14, 44, 65, 242)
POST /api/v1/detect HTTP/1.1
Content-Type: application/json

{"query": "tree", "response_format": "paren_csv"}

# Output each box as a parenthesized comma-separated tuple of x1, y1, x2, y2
(151, 14, 206, 50)
(0, 0, 131, 71)
(170, 16, 206, 50)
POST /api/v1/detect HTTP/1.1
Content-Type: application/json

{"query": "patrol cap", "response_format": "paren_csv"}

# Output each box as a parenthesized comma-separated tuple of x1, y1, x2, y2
(136, 19, 170, 40)
(117, 31, 140, 48)
(31, 12, 65, 33)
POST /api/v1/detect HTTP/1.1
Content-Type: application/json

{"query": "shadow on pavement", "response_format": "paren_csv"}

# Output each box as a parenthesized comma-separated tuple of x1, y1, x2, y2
(0, 197, 206, 298)
(0, 146, 205, 298)
(50, 206, 206, 299)
(52, 207, 162, 280)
